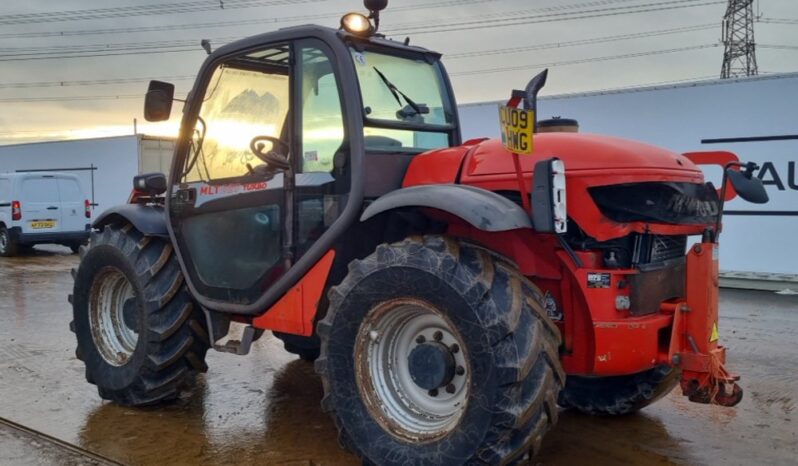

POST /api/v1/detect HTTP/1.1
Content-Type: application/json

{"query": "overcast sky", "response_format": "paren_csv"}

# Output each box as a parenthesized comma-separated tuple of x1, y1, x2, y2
(0, 0, 796, 144)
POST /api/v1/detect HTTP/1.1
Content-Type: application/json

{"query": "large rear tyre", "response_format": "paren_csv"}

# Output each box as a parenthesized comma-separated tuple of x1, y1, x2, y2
(70, 223, 210, 406)
(316, 236, 564, 465)
(558, 365, 680, 415)
(0, 226, 19, 257)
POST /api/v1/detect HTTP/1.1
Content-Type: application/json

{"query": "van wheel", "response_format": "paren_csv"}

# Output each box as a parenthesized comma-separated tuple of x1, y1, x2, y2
(316, 236, 564, 465)
(70, 223, 210, 406)
(69, 242, 83, 254)
(0, 226, 18, 257)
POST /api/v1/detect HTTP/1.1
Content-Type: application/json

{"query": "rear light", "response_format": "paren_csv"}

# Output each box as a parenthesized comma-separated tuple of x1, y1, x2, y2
(85, 199, 91, 218)
(128, 189, 142, 204)
(11, 200, 21, 221)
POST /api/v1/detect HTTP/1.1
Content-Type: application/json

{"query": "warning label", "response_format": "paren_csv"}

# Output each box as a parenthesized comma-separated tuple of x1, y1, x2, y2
(710, 322, 719, 342)
(587, 272, 611, 289)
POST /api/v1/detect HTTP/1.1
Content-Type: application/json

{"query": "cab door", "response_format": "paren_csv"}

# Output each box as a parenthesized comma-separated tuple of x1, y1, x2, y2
(169, 39, 351, 309)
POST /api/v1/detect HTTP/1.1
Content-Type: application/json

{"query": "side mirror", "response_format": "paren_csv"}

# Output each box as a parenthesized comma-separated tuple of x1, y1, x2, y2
(144, 80, 175, 122)
(133, 172, 167, 196)
(531, 158, 567, 233)
(726, 166, 768, 204)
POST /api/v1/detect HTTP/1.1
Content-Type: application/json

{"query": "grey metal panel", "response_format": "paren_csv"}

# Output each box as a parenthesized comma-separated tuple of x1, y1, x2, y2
(93, 204, 168, 237)
(361, 184, 532, 232)
(363, 152, 415, 198)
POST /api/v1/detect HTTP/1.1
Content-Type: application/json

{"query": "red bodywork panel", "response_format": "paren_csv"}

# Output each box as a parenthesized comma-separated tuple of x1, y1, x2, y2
(406, 133, 710, 241)
(253, 251, 335, 336)
(404, 133, 741, 405)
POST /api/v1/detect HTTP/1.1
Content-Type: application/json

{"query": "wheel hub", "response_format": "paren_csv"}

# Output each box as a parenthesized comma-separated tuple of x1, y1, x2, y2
(354, 298, 470, 442)
(88, 267, 139, 366)
(122, 298, 138, 330)
(407, 342, 455, 390)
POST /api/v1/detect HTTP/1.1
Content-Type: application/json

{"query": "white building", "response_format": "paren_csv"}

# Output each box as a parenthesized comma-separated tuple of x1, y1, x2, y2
(0, 135, 173, 216)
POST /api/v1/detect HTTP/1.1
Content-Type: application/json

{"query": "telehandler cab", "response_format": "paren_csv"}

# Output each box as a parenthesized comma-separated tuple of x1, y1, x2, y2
(70, 1, 769, 463)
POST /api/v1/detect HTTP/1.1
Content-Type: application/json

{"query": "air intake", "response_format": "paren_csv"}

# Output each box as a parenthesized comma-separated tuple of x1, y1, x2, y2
(538, 117, 578, 133)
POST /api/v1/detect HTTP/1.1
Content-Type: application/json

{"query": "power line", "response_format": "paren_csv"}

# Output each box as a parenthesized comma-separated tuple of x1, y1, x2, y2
(758, 17, 798, 25)
(0, 47, 205, 62)
(0, 24, 719, 87)
(446, 23, 716, 59)
(0, 0, 497, 39)
(0, 36, 238, 62)
(0, 94, 142, 103)
(0, 1, 725, 62)
(450, 43, 719, 76)
(1, 44, 721, 102)
(759, 44, 798, 51)
(0, 0, 322, 26)
(0, 75, 195, 90)
(386, 0, 725, 35)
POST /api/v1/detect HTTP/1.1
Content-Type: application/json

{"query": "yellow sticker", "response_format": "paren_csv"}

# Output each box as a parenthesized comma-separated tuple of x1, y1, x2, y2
(498, 105, 535, 155)
(710, 322, 719, 342)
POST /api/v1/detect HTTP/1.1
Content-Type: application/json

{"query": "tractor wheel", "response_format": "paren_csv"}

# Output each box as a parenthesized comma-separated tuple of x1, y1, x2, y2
(558, 365, 680, 415)
(273, 332, 320, 362)
(0, 226, 19, 257)
(69, 223, 210, 406)
(316, 236, 564, 465)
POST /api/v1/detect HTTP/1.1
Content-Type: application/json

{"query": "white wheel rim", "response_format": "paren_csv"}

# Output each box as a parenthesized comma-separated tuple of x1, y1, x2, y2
(89, 267, 138, 366)
(355, 298, 470, 442)
(0, 230, 7, 252)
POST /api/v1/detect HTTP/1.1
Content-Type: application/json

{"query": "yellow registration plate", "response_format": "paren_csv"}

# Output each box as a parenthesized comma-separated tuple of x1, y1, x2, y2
(30, 220, 56, 229)
(498, 105, 535, 155)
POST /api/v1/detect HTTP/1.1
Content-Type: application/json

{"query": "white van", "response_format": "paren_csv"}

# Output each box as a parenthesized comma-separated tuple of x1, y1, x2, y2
(0, 172, 91, 256)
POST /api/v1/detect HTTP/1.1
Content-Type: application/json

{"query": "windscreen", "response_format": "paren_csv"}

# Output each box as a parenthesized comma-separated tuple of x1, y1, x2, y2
(350, 48, 454, 152)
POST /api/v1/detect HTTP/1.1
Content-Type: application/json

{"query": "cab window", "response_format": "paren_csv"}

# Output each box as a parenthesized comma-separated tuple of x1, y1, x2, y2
(183, 47, 290, 183)
(350, 49, 454, 152)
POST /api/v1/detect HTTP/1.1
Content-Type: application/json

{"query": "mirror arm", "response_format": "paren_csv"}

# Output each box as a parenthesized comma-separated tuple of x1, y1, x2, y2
(714, 161, 747, 242)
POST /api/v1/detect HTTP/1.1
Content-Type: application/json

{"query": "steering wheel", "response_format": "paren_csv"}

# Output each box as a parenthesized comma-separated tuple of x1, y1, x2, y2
(250, 135, 290, 170)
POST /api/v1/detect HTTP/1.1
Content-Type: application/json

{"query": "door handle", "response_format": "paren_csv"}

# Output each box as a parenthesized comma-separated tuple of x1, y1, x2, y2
(47, 206, 59, 210)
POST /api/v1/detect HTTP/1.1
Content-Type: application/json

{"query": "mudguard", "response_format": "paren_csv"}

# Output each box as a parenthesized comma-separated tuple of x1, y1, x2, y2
(92, 204, 168, 237)
(361, 184, 532, 232)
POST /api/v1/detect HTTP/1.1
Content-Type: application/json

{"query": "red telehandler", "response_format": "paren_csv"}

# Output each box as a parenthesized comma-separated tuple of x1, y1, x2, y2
(70, 1, 768, 464)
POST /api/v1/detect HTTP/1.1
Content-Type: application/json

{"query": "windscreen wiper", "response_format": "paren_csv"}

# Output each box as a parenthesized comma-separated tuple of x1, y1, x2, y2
(372, 66, 426, 116)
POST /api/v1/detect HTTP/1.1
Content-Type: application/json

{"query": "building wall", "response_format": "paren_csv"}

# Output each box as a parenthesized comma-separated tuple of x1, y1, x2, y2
(458, 73, 798, 275)
(0, 135, 142, 216)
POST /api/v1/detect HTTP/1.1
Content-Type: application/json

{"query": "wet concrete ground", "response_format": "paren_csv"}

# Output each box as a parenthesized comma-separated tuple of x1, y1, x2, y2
(1, 246, 796, 465)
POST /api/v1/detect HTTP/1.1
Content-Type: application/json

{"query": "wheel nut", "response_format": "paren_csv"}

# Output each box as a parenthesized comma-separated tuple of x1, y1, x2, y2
(446, 384, 456, 394)
(428, 388, 439, 397)
(456, 365, 465, 376)
(433, 331, 443, 341)
(450, 343, 460, 354)
(416, 335, 426, 344)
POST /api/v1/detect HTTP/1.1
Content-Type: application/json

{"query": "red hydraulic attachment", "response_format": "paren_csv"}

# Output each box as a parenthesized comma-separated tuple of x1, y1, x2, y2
(664, 241, 743, 407)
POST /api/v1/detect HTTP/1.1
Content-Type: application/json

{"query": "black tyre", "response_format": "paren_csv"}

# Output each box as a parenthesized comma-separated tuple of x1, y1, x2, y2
(70, 223, 210, 406)
(558, 365, 680, 415)
(69, 242, 84, 254)
(273, 331, 321, 362)
(0, 226, 18, 257)
(316, 236, 564, 465)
